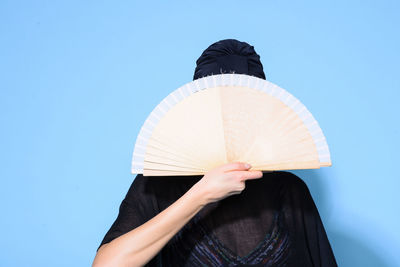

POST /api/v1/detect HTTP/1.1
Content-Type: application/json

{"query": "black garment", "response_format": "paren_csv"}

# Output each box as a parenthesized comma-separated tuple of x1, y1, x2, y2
(97, 171, 338, 266)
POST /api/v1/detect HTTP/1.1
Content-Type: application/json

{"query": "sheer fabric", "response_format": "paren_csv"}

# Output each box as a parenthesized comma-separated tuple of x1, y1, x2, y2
(97, 171, 337, 266)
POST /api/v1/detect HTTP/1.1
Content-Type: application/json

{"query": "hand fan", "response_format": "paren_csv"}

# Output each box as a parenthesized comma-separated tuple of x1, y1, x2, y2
(131, 73, 331, 176)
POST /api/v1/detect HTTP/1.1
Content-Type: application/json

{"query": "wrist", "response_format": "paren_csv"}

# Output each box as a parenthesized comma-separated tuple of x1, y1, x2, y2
(187, 181, 210, 208)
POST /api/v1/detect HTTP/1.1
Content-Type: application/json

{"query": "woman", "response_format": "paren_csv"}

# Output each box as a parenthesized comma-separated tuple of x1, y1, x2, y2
(92, 39, 338, 267)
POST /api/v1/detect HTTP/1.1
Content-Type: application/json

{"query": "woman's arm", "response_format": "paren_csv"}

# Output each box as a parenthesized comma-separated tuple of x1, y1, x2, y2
(92, 162, 262, 267)
(92, 182, 207, 267)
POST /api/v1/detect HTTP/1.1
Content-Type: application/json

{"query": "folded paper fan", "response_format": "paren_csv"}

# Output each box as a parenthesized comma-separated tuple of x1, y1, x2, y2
(131, 74, 331, 176)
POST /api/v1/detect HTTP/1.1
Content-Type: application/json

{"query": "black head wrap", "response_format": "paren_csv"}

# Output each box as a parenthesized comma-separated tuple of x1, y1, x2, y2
(193, 39, 266, 81)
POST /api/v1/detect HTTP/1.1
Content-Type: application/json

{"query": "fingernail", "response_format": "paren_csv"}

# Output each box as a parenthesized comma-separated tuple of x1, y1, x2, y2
(245, 163, 251, 169)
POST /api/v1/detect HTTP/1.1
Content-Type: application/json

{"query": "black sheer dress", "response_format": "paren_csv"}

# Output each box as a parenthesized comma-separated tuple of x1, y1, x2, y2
(97, 171, 338, 266)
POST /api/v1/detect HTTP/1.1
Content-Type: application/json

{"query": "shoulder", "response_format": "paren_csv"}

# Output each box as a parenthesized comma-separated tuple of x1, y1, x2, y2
(127, 174, 146, 193)
(128, 174, 166, 192)
(126, 174, 200, 199)
(272, 171, 311, 194)
(270, 171, 318, 209)
(124, 174, 158, 202)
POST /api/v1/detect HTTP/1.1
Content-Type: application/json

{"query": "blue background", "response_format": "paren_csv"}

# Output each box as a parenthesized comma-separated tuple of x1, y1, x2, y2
(1, 1, 399, 266)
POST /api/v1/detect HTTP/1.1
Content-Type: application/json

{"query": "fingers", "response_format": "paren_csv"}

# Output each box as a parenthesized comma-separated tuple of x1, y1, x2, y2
(235, 170, 264, 181)
(219, 161, 252, 172)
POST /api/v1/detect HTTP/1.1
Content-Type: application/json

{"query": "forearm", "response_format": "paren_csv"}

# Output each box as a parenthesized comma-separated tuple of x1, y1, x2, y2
(93, 183, 208, 267)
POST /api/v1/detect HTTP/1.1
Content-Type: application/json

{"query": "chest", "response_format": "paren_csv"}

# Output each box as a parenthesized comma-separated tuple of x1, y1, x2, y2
(161, 208, 293, 266)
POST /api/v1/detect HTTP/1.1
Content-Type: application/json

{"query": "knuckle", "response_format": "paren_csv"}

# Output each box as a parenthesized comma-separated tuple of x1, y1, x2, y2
(235, 173, 245, 181)
(238, 181, 245, 190)
(252, 172, 262, 178)
(232, 162, 242, 169)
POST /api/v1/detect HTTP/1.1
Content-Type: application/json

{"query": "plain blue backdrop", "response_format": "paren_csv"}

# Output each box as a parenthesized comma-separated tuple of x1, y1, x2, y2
(1, 1, 399, 266)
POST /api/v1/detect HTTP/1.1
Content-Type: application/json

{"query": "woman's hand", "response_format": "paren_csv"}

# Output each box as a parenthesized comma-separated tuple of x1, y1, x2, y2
(193, 162, 263, 204)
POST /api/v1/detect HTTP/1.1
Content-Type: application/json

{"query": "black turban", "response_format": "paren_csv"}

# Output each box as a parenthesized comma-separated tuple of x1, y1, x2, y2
(193, 39, 266, 81)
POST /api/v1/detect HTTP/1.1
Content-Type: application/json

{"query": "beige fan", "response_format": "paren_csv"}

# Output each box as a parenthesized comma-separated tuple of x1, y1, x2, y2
(131, 74, 331, 176)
